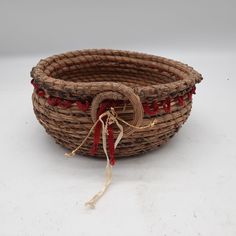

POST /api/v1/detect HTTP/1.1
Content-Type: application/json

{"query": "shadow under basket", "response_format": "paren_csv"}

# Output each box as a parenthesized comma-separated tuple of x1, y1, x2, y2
(31, 49, 203, 162)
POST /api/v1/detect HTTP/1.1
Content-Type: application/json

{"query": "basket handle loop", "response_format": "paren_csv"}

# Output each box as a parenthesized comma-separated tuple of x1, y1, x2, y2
(90, 83, 144, 136)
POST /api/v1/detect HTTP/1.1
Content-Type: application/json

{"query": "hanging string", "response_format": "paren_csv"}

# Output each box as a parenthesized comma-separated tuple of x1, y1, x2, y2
(64, 107, 157, 208)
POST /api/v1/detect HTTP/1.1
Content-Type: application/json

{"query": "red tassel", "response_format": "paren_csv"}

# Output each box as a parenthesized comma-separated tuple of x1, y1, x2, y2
(143, 100, 159, 115)
(192, 86, 196, 94)
(163, 98, 171, 113)
(91, 121, 102, 155)
(177, 96, 184, 106)
(108, 125, 115, 165)
(91, 102, 108, 155)
(76, 100, 90, 112)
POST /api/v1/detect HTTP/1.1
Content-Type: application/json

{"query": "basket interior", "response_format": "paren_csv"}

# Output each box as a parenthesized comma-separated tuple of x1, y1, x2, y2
(46, 55, 183, 88)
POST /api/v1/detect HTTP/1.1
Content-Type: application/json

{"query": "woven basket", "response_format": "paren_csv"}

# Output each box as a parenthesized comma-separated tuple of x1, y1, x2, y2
(31, 49, 202, 161)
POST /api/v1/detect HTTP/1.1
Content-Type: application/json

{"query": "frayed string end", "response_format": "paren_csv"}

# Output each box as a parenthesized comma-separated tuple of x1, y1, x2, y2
(85, 163, 112, 209)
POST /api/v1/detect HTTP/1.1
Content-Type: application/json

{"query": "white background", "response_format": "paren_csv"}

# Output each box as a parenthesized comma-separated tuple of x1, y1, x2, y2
(0, 1, 236, 236)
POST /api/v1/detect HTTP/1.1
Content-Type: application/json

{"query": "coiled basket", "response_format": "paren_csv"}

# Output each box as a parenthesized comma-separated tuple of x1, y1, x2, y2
(31, 49, 202, 161)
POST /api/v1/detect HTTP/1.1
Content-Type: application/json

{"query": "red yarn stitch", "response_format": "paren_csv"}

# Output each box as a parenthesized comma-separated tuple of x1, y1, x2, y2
(108, 125, 115, 165)
(76, 100, 90, 112)
(163, 98, 171, 113)
(47, 97, 61, 106)
(37, 89, 45, 97)
(59, 100, 72, 109)
(188, 92, 193, 100)
(188, 86, 196, 100)
(31, 79, 39, 90)
(143, 100, 159, 115)
(177, 96, 184, 106)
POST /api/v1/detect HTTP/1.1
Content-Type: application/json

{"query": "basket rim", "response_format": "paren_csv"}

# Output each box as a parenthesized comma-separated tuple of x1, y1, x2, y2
(31, 49, 203, 98)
